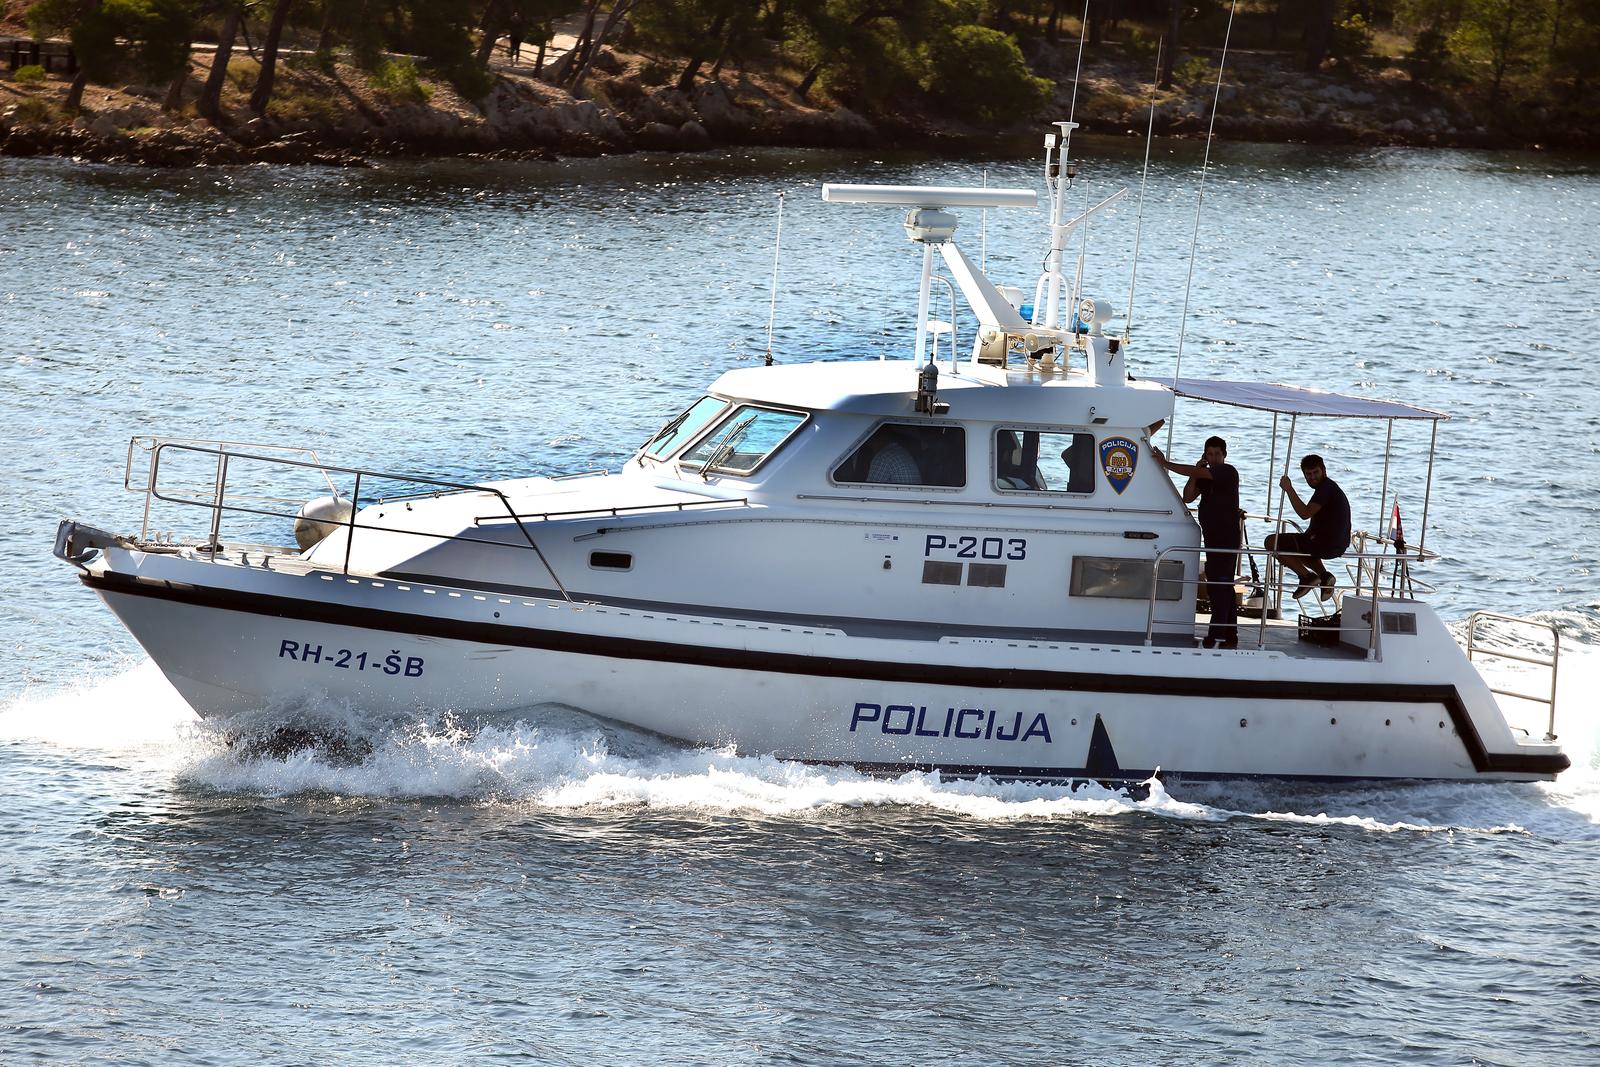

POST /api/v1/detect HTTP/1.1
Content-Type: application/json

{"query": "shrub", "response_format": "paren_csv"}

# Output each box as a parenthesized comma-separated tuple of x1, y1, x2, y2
(922, 25, 1052, 125)
(1408, 26, 1452, 85)
(638, 59, 671, 86)
(226, 57, 260, 92)
(14, 63, 47, 85)
(440, 59, 493, 102)
(9, 96, 58, 123)
(1123, 28, 1158, 58)
(368, 57, 432, 105)
(1175, 55, 1215, 87)
(1332, 13, 1376, 68)
(274, 88, 341, 124)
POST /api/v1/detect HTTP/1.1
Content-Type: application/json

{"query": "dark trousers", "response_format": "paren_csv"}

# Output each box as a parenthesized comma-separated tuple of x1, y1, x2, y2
(1267, 531, 1332, 579)
(1204, 547, 1237, 641)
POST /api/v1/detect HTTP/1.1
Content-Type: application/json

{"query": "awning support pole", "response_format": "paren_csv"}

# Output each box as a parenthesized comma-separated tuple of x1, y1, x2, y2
(1375, 417, 1394, 588)
(1272, 414, 1297, 615)
(1418, 419, 1438, 555)
(1265, 412, 1279, 517)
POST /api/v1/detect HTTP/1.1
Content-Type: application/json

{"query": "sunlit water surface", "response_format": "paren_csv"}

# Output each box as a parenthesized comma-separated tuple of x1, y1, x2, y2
(2, 141, 1598, 1064)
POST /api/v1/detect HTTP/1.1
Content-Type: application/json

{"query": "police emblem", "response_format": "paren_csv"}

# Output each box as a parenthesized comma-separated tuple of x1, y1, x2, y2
(1099, 436, 1138, 494)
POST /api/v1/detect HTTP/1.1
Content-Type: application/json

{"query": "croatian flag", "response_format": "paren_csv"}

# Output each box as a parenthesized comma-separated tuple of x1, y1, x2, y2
(1390, 501, 1407, 554)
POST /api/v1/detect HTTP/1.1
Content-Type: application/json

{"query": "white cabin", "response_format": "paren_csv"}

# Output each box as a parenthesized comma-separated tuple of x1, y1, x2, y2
(308, 355, 1201, 639)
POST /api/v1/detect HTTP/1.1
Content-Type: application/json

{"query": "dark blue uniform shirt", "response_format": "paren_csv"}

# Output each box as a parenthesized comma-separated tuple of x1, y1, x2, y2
(1308, 477, 1351, 558)
(1197, 462, 1240, 548)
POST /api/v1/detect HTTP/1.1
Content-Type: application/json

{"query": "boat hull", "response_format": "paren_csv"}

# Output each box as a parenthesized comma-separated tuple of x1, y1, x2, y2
(86, 560, 1567, 784)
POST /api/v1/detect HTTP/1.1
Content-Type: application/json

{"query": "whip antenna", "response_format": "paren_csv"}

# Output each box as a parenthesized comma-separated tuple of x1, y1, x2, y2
(764, 191, 785, 366)
(1064, 0, 1089, 156)
(1168, 0, 1237, 453)
(1124, 36, 1163, 341)
(980, 167, 989, 271)
(1042, 0, 1092, 330)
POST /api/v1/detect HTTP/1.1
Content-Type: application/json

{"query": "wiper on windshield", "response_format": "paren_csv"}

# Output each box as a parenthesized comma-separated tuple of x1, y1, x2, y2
(644, 409, 693, 456)
(693, 415, 756, 479)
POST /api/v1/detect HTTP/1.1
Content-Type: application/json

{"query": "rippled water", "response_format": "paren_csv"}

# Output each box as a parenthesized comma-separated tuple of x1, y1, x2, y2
(3, 141, 1599, 1064)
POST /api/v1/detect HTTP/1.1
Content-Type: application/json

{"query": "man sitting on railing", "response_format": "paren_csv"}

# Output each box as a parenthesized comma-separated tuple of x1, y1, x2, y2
(1269, 454, 1352, 601)
(1153, 436, 1240, 648)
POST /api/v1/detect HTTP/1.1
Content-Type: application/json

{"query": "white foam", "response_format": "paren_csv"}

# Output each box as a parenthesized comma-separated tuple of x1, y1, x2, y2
(0, 658, 197, 749)
(3, 639, 1597, 839)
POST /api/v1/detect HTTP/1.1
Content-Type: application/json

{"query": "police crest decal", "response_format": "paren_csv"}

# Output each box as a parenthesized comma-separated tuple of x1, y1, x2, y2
(1099, 436, 1138, 494)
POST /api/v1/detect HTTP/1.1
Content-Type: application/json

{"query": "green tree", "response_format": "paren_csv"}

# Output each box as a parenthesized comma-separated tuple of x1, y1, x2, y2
(632, 0, 766, 92)
(30, 0, 198, 111)
(1451, 0, 1547, 109)
(248, 0, 295, 115)
(786, 0, 946, 102)
(921, 22, 1050, 122)
(197, 3, 245, 122)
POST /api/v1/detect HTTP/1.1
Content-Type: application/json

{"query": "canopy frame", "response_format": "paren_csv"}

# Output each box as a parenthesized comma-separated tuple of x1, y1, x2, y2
(1157, 376, 1445, 638)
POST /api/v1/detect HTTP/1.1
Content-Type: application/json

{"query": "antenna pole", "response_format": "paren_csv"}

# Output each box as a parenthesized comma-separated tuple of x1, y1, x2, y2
(914, 243, 934, 363)
(1042, 0, 1090, 331)
(1168, 0, 1237, 454)
(764, 191, 785, 366)
(1124, 36, 1162, 341)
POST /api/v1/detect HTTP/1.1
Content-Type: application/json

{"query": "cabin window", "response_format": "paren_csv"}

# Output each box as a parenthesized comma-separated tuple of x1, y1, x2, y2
(1070, 556, 1185, 601)
(589, 551, 633, 571)
(679, 405, 808, 476)
(832, 423, 966, 488)
(643, 395, 727, 459)
(994, 429, 1097, 494)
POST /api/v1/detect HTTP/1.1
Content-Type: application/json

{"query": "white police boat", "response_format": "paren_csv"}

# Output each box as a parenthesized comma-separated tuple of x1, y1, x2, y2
(54, 123, 1567, 783)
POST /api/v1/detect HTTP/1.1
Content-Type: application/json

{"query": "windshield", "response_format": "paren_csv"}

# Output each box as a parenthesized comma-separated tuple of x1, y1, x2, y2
(680, 406, 807, 475)
(643, 396, 727, 459)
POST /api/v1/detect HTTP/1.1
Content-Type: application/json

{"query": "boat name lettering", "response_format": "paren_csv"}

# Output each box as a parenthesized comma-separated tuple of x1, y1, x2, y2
(924, 535, 1026, 561)
(849, 702, 1052, 744)
(278, 639, 424, 677)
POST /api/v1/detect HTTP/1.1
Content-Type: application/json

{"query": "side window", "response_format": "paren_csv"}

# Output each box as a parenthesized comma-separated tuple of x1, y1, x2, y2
(643, 396, 727, 459)
(833, 423, 965, 488)
(679, 406, 807, 475)
(994, 428, 1096, 494)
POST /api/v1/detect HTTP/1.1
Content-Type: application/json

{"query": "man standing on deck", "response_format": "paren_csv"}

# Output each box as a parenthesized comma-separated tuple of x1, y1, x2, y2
(1153, 437, 1241, 648)
(1268, 454, 1352, 601)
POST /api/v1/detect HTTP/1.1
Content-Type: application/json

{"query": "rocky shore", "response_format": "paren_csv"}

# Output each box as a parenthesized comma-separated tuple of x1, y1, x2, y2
(0, 52, 881, 167)
(1, 39, 1589, 169)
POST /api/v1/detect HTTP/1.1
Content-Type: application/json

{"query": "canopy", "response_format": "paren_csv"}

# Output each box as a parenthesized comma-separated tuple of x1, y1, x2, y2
(1151, 377, 1448, 421)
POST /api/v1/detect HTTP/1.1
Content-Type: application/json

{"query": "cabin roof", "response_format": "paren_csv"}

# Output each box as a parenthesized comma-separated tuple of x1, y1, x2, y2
(708, 360, 1175, 426)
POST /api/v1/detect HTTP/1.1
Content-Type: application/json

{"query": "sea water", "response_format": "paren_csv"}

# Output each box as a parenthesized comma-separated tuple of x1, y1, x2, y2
(2, 141, 1597, 1064)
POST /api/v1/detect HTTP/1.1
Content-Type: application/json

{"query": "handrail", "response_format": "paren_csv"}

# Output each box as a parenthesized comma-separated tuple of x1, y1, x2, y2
(474, 497, 750, 525)
(1465, 610, 1560, 740)
(798, 492, 1174, 516)
(1142, 542, 1436, 653)
(140, 439, 573, 602)
(127, 435, 339, 540)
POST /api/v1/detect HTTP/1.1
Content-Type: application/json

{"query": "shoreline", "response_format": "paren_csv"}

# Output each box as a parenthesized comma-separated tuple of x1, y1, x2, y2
(2, 43, 1594, 169)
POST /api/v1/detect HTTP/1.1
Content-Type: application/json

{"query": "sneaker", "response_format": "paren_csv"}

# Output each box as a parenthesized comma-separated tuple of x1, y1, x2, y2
(1292, 579, 1316, 599)
(1216, 637, 1239, 650)
(1319, 573, 1337, 601)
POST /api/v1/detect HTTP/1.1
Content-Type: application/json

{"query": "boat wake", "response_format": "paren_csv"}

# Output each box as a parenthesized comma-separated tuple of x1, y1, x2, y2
(3, 623, 1597, 839)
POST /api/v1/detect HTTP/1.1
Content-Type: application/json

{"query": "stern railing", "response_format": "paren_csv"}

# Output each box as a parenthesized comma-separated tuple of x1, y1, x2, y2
(1465, 611, 1560, 741)
(1143, 540, 1438, 659)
